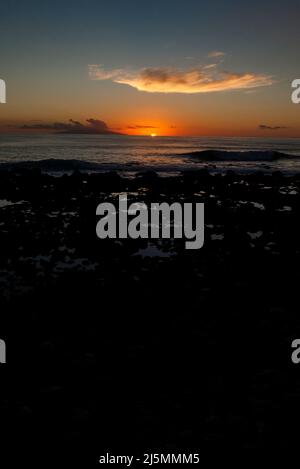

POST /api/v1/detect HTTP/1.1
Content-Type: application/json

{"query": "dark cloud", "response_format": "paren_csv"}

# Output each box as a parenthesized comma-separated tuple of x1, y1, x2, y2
(86, 118, 110, 132)
(127, 125, 159, 129)
(19, 119, 122, 135)
(259, 124, 288, 130)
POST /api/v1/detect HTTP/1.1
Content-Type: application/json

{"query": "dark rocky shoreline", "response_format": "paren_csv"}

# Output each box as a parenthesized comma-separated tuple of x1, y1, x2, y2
(1, 168, 300, 456)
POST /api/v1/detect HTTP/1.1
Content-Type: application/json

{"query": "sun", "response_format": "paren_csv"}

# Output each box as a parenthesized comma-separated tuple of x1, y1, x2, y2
(150, 133, 157, 137)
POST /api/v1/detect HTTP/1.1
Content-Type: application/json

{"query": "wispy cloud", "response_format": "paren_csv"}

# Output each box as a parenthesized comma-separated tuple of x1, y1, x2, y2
(89, 64, 273, 94)
(203, 63, 218, 70)
(208, 51, 226, 58)
(259, 124, 288, 130)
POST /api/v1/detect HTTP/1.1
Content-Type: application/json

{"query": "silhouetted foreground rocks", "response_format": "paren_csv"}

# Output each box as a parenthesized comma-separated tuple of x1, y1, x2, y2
(1, 168, 300, 457)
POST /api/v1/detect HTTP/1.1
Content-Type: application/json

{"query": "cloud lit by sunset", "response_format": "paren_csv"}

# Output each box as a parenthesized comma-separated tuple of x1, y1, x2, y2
(89, 64, 273, 94)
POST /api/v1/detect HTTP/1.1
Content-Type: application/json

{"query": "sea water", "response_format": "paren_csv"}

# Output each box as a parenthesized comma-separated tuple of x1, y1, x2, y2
(1, 134, 300, 174)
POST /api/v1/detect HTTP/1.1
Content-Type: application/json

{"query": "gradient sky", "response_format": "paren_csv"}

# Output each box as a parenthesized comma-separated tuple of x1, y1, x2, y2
(0, 0, 300, 136)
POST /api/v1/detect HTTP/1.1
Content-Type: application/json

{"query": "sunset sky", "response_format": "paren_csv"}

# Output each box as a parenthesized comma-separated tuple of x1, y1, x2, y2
(0, 0, 300, 136)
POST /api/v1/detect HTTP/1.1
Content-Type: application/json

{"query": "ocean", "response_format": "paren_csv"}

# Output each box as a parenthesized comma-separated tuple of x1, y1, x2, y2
(1, 134, 300, 174)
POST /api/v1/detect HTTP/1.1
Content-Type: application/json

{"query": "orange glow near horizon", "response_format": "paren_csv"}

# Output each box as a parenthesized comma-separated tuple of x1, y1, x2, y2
(123, 121, 177, 137)
(1, 114, 300, 138)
